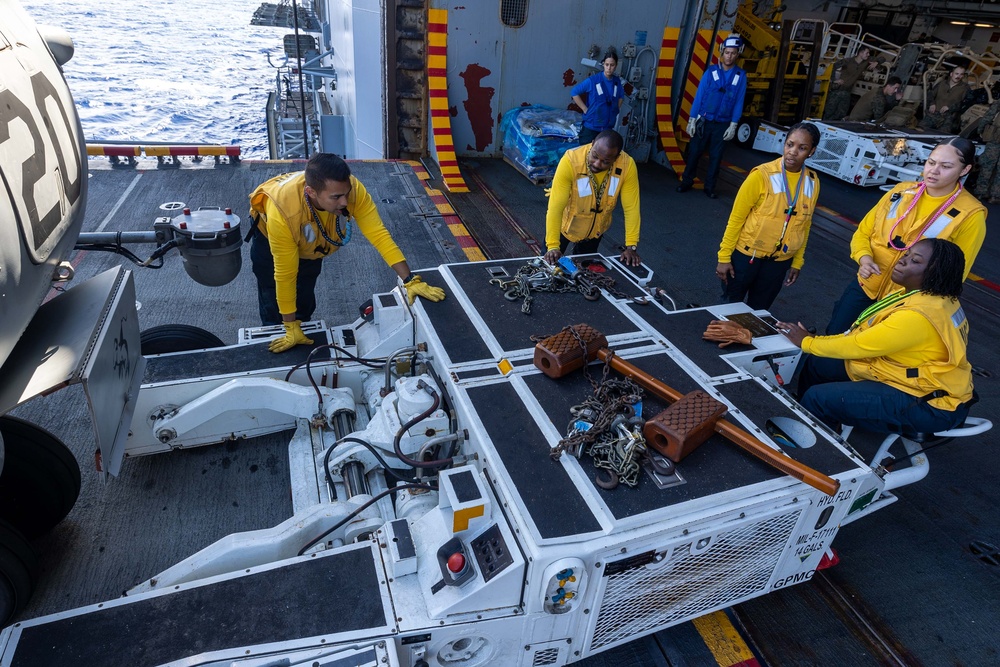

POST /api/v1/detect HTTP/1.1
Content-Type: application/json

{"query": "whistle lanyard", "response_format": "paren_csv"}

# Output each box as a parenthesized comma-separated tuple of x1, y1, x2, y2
(887, 182, 961, 251)
(586, 152, 610, 213)
(305, 187, 352, 248)
(851, 289, 920, 331)
(773, 164, 804, 254)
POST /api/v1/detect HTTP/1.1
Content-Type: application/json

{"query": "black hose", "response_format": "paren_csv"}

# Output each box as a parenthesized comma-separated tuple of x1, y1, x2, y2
(392, 384, 454, 469)
(323, 436, 414, 500)
(73, 243, 162, 267)
(297, 482, 436, 556)
(284, 344, 386, 383)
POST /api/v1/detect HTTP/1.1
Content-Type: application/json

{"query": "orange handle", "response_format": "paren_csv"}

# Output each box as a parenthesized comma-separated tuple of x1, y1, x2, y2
(597, 349, 840, 496)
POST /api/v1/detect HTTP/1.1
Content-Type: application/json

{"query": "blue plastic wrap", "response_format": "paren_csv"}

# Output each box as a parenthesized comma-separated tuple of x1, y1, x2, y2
(500, 105, 582, 182)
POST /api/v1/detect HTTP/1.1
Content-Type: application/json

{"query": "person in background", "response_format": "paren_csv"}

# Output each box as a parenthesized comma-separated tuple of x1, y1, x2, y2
(571, 48, 625, 146)
(919, 64, 970, 133)
(779, 238, 973, 436)
(825, 137, 986, 334)
(974, 95, 1000, 204)
(544, 130, 641, 267)
(249, 153, 445, 352)
(846, 76, 903, 123)
(824, 45, 878, 120)
(677, 34, 747, 199)
(715, 122, 821, 310)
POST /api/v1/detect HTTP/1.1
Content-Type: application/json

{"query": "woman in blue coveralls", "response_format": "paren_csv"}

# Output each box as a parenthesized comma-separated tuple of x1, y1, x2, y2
(572, 48, 625, 145)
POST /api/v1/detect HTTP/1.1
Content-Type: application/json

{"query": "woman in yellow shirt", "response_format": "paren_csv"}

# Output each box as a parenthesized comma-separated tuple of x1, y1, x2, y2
(778, 238, 973, 435)
(715, 122, 821, 310)
(826, 137, 986, 334)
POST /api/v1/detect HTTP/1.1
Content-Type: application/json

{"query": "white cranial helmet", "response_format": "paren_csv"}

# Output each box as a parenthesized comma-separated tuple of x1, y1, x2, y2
(721, 34, 745, 55)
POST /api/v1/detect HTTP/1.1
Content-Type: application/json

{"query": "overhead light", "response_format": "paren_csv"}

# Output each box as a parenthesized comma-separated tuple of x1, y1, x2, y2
(951, 20, 969, 25)
(975, 23, 994, 28)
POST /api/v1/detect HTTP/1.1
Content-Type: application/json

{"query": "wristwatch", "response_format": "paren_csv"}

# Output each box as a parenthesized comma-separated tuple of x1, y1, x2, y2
(624, 245, 637, 251)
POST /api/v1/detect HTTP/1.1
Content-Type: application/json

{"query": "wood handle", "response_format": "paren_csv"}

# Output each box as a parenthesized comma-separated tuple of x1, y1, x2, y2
(597, 349, 840, 496)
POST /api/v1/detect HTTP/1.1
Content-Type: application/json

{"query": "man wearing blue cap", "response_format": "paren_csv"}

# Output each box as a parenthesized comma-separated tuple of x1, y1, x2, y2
(677, 34, 748, 199)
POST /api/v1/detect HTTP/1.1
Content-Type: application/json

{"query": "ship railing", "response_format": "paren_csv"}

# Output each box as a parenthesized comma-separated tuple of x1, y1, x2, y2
(86, 142, 241, 167)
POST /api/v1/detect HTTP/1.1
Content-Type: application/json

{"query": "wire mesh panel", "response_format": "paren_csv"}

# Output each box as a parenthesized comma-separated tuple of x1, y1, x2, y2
(812, 137, 852, 173)
(500, 0, 529, 28)
(532, 647, 560, 666)
(589, 509, 802, 652)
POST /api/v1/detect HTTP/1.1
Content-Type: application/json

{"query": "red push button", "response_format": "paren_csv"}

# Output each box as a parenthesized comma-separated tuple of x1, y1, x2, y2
(447, 552, 466, 573)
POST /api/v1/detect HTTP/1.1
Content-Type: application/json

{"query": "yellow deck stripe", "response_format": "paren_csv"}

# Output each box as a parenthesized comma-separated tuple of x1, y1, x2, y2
(692, 611, 757, 665)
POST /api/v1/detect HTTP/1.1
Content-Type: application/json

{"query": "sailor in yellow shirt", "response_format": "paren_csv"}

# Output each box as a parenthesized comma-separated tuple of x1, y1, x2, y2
(778, 239, 973, 435)
(543, 130, 642, 267)
(716, 122, 820, 310)
(826, 137, 986, 334)
(249, 153, 445, 352)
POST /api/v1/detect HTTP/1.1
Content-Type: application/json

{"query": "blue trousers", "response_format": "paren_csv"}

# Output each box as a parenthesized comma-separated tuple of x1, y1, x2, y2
(826, 279, 875, 335)
(250, 229, 324, 326)
(721, 251, 791, 311)
(797, 354, 967, 435)
(681, 119, 729, 192)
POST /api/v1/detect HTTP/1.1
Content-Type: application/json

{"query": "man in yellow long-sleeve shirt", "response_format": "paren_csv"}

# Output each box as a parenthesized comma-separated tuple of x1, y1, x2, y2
(249, 153, 445, 352)
(778, 239, 973, 435)
(543, 130, 642, 267)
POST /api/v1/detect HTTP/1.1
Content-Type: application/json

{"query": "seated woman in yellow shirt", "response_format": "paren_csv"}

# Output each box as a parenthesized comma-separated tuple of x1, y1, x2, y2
(778, 238, 973, 435)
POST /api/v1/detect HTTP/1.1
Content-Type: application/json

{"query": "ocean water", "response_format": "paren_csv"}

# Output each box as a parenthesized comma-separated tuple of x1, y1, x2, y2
(22, 0, 288, 158)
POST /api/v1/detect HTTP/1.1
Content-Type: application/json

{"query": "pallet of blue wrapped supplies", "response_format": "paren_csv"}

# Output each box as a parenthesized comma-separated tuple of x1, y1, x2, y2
(500, 105, 581, 185)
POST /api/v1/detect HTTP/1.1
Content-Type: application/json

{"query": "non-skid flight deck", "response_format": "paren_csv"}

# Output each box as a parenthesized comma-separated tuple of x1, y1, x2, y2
(417, 255, 868, 542)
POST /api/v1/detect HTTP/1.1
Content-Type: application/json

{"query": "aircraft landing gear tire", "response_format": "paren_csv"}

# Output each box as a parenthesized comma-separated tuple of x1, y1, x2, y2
(735, 118, 759, 148)
(0, 518, 38, 627)
(0, 416, 81, 540)
(140, 324, 225, 355)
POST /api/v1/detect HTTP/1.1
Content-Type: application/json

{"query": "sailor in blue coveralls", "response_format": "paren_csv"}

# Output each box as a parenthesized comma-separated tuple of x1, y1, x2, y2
(572, 48, 625, 145)
(677, 34, 748, 199)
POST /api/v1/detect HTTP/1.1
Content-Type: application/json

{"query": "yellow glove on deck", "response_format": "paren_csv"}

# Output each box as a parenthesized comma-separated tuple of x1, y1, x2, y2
(269, 320, 314, 353)
(404, 275, 446, 306)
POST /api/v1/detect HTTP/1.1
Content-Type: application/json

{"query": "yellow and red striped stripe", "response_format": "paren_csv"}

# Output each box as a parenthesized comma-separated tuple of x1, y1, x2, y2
(143, 145, 241, 157)
(655, 30, 722, 179)
(403, 160, 484, 261)
(426, 8, 469, 193)
(654, 27, 686, 176)
(87, 144, 140, 157)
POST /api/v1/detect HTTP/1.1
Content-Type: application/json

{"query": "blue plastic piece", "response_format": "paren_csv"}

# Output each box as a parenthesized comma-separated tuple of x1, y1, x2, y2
(558, 256, 580, 277)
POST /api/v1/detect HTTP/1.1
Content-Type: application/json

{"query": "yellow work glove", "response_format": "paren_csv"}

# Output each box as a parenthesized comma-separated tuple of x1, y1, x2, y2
(269, 320, 313, 353)
(702, 320, 752, 348)
(404, 275, 446, 306)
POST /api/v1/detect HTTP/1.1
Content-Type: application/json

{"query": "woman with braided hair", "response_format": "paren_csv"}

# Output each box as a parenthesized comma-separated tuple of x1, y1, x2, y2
(826, 137, 986, 335)
(778, 238, 974, 435)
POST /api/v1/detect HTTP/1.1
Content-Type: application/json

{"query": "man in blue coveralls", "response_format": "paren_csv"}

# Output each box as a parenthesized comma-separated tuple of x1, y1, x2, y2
(676, 34, 748, 199)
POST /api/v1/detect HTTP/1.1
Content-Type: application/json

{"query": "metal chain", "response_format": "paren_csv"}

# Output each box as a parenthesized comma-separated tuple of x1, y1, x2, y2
(490, 258, 596, 314)
(548, 327, 647, 487)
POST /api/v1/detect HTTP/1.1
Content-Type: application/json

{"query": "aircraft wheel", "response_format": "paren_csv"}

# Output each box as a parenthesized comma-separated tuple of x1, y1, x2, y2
(140, 324, 224, 355)
(735, 118, 759, 148)
(0, 519, 38, 627)
(0, 417, 81, 540)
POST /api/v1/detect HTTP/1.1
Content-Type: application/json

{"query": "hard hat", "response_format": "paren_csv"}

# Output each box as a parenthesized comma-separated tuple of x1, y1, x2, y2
(721, 34, 744, 55)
